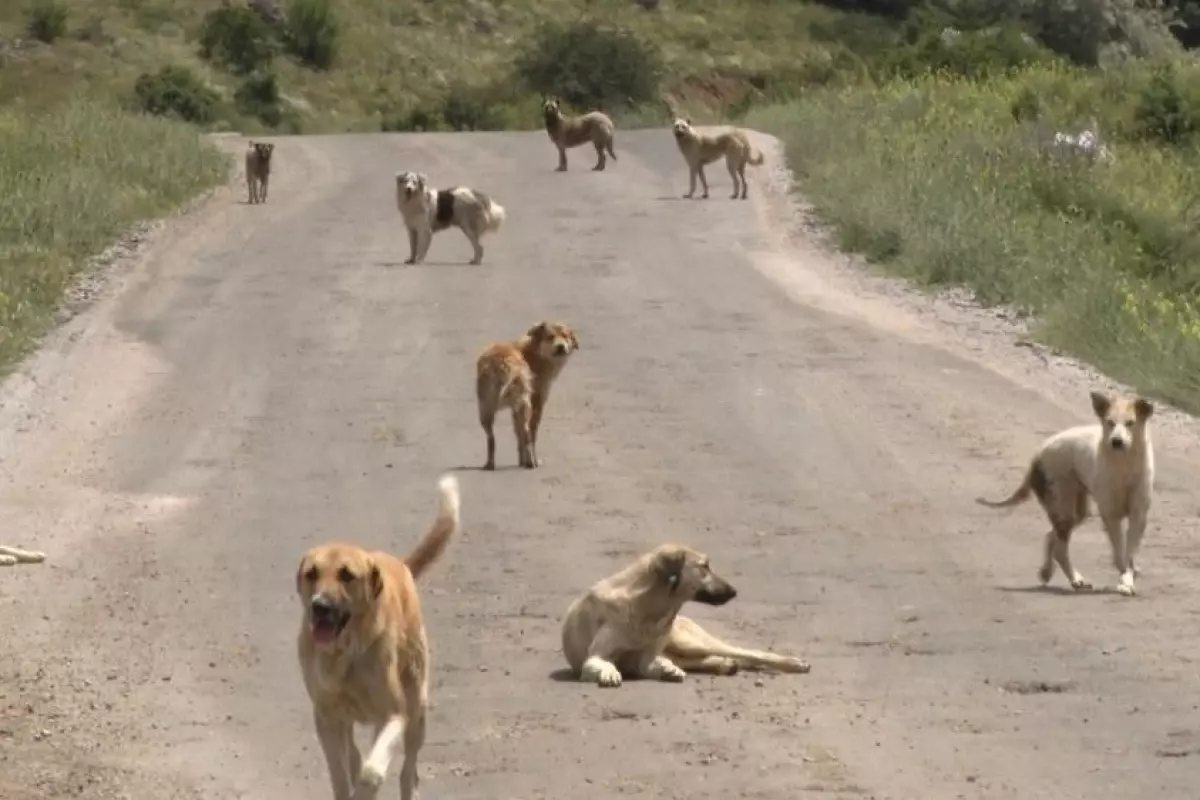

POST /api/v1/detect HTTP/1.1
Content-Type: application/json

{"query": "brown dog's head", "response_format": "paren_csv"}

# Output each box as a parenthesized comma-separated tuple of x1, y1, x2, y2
(1090, 390, 1154, 452)
(525, 320, 579, 361)
(395, 171, 428, 201)
(296, 543, 383, 649)
(650, 544, 737, 606)
(671, 117, 693, 140)
(542, 96, 562, 121)
(251, 141, 274, 164)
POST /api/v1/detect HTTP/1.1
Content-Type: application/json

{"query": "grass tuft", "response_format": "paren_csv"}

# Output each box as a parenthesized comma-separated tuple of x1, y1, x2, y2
(0, 98, 229, 373)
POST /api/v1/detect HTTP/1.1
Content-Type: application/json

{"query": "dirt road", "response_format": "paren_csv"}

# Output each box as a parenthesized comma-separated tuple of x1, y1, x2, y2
(1, 129, 1199, 800)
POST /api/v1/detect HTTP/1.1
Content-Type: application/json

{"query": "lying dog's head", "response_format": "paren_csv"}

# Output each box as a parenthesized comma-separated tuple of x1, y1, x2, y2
(250, 141, 274, 165)
(671, 117, 693, 140)
(395, 171, 429, 202)
(296, 543, 383, 649)
(525, 320, 580, 360)
(1090, 390, 1154, 452)
(650, 544, 737, 606)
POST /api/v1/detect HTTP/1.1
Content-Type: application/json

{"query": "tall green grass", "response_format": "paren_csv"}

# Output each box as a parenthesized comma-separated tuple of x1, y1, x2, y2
(0, 99, 229, 372)
(749, 61, 1200, 412)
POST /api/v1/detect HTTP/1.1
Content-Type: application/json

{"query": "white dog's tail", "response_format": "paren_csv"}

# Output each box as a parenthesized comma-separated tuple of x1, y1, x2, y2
(975, 459, 1039, 509)
(484, 197, 506, 232)
(748, 148, 764, 166)
(405, 475, 461, 581)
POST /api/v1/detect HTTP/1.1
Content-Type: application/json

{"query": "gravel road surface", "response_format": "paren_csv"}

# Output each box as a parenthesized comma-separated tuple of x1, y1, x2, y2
(1, 129, 1199, 800)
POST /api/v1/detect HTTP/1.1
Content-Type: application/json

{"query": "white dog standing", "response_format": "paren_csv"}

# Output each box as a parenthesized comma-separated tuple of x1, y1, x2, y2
(977, 391, 1155, 596)
(395, 171, 506, 265)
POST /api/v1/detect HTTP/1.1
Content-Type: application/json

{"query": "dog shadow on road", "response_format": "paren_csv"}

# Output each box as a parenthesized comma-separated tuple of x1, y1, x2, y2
(445, 464, 529, 473)
(373, 260, 483, 269)
(994, 584, 1131, 598)
(547, 668, 579, 683)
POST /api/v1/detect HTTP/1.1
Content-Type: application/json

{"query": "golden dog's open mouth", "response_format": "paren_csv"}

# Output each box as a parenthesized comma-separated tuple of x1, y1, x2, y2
(310, 601, 350, 645)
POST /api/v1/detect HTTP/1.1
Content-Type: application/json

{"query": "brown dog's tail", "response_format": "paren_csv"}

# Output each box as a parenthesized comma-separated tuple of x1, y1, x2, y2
(405, 474, 461, 580)
(975, 460, 1038, 509)
(607, 135, 617, 161)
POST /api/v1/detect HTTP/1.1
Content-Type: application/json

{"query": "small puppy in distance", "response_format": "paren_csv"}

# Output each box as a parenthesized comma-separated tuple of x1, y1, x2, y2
(475, 320, 580, 470)
(977, 390, 1156, 596)
(296, 475, 461, 800)
(395, 171, 506, 265)
(245, 141, 274, 205)
(561, 543, 811, 688)
(542, 97, 618, 172)
(671, 117, 764, 200)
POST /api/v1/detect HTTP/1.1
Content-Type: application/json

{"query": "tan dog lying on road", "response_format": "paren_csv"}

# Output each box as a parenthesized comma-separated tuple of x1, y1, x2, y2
(671, 117, 764, 200)
(245, 141, 274, 205)
(476, 320, 580, 470)
(977, 390, 1155, 596)
(395, 171, 506, 266)
(296, 475, 461, 800)
(542, 97, 618, 172)
(562, 543, 811, 687)
(0, 545, 45, 567)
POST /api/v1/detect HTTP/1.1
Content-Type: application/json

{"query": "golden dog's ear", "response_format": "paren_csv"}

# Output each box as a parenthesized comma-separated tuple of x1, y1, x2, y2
(1134, 396, 1155, 420)
(295, 557, 309, 595)
(1090, 390, 1112, 419)
(653, 550, 686, 595)
(526, 321, 549, 339)
(569, 329, 580, 350)
(370, 561, 384, 598)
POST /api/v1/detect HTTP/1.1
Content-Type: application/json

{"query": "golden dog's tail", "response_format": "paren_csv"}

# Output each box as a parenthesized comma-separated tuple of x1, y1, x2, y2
(975, 460, 1038, 509)
(405, 474, 461, 580)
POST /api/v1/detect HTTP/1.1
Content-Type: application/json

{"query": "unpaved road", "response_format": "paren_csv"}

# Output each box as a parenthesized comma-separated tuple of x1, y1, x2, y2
(2, 129, 1200, 800)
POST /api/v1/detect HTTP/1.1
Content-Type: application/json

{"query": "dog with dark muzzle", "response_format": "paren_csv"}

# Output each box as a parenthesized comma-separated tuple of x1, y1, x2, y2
(977, 390, 1156, 596)
(560, 543, 811, 688)
(296, 475, 460, 800)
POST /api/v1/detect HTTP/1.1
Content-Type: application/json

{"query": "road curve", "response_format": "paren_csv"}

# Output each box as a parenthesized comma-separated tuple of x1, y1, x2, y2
(1, 129, 1199, 800)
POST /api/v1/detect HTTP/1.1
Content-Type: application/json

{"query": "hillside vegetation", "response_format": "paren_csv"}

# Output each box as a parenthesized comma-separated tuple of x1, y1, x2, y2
(7, 0, 1200, 410)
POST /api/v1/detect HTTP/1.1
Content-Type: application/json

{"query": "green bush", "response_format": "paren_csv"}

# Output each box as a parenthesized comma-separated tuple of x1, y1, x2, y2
(285, 0, 339, 70)
(198, 3, 276, 75)
(1133, 64, 1200, 144)
(26, 0, 68, 43)
(235, 71, 285, 127)
(514, 21, 663, 111)
(134, 65, 222, 125)
(882, 25, 1058, 80)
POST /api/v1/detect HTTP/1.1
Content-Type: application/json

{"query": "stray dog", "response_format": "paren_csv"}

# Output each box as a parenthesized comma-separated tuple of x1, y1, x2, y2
(561, 543, 811, 687)
(542, 97, 617, 172)
(245, 141, 274, 204)
(977, 391, 1155, 596)
(395, 171, 506, 265)
(0, 545, 45, 567)
(296, 474, 461, 800)
(476, 320, 579, 470)
(671, 117, 764, 200)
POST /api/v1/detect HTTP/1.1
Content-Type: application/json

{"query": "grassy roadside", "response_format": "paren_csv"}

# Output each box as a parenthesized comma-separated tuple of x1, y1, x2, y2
(747, 60, 1200, 414)
(0, 98, 229, 374)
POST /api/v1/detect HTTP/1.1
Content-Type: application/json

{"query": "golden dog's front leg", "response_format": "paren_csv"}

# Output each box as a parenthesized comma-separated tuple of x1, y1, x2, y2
(314, 713, 357, 800)
(353, 716, 406, 800)
(397, 680, 427, 800)
(579, 625, 624, 687)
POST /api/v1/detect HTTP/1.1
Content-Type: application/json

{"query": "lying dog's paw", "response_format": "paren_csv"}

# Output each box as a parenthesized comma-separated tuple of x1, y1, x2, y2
(656, 659, 686, 683)
(782, 657, 812, 674)
(715, 658, 739, 676)
(596, 663, 622, 688)
(0, 555, 16, 567)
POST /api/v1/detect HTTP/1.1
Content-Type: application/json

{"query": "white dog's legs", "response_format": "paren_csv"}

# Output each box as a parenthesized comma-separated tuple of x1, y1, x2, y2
(1097, 510, 1136, 596)
(1126, 501, 1151, 579)
(416, 228, 434, 263)
(463, 225, 483, 265)
(404, 227, 418, 265)
(314, 713, 357, 800)
(1050, 527, 1090, 590)
(1038, 530, 1058, 585)
(353, 716, 406, 800)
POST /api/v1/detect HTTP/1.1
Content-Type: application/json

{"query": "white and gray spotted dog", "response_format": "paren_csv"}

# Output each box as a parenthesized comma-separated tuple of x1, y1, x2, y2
(395, 171, 506, 265)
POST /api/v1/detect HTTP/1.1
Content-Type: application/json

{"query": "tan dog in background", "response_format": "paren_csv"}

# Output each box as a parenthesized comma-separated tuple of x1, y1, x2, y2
(296, 475, 461, 800)
(475, 320, 580, 470)
(671, 117, 764, 200)
(245, 141, 274, 204)
(562, 543, 811, 688)
(542, 97, 617, 172)
(395, 171, 506, 265)
(977, 390, 1156, 596)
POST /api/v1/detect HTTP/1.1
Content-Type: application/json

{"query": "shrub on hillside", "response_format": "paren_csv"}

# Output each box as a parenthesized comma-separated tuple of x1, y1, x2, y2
(883, 25, 1058, 80)
(1134, 64, 1200, 144)
(285, 0, 339, 70)
(514, 21, 663, 111)
(235, 71, 285, 127)
(26, 0, 68, 43)
(198, 3, 276, 75)
(134, 65, 221, 125)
